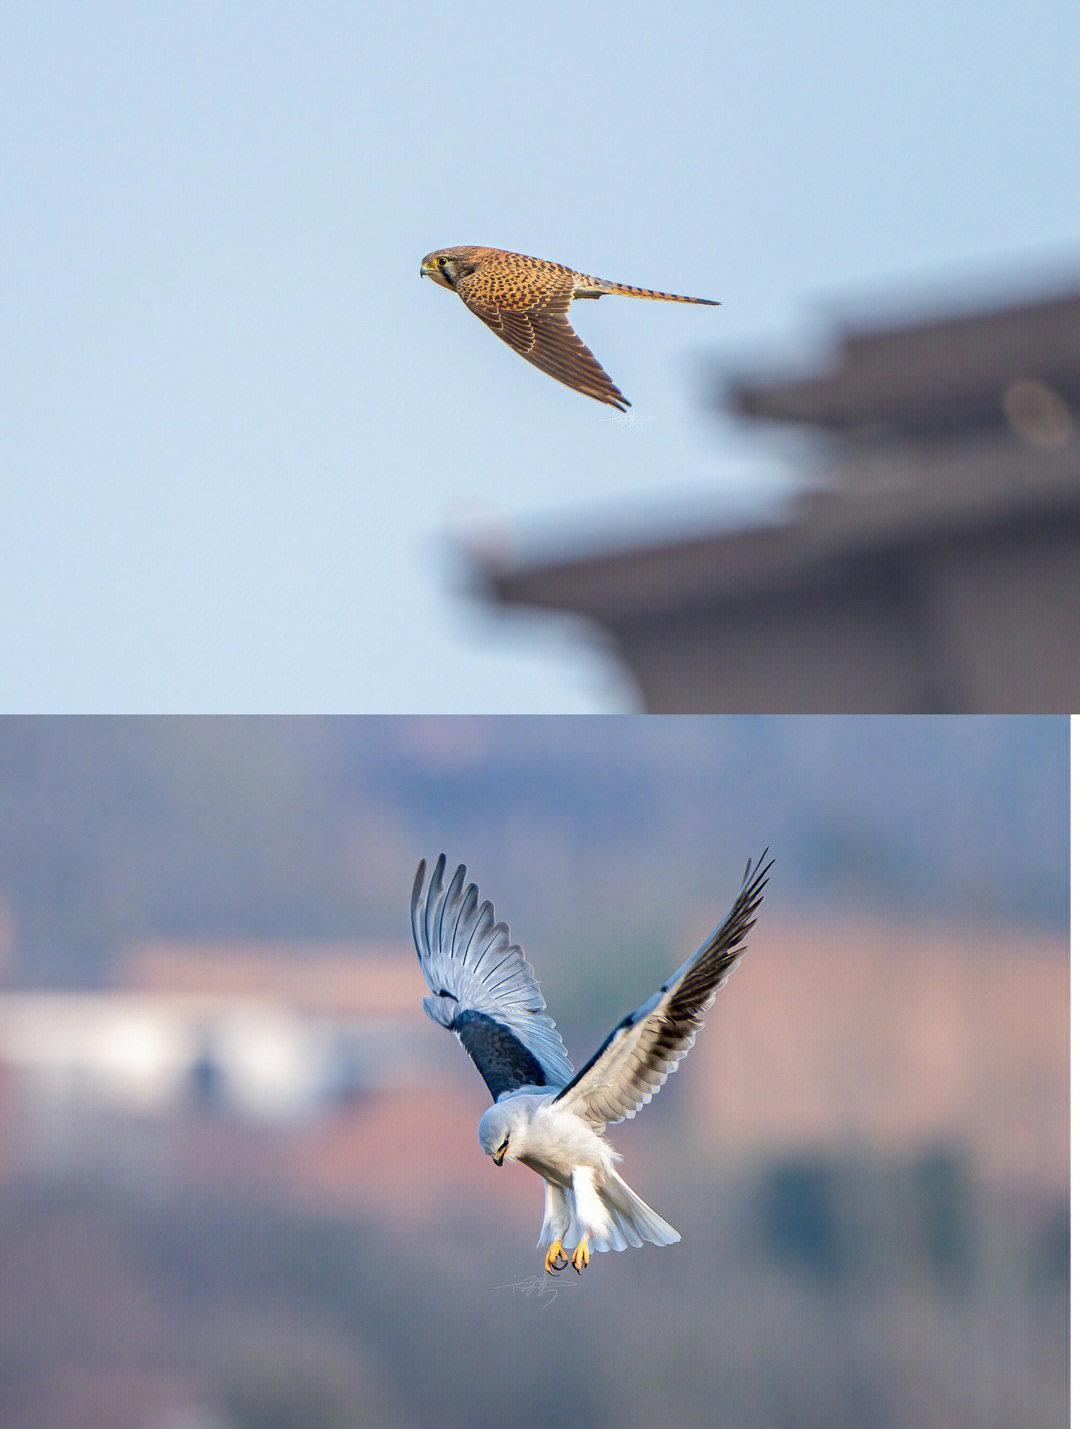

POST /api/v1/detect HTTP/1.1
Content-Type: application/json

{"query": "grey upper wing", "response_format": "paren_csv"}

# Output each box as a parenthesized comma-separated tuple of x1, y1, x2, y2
(552, 852, 772, 1129)
(411, 855, 575, 1102)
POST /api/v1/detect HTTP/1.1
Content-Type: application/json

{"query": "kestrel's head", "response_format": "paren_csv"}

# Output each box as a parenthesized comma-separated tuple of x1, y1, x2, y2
(420, 246, 481, 291)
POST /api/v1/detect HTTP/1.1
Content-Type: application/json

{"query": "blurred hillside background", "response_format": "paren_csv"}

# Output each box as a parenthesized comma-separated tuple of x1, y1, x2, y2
(4, 3, 1080, 712)
(0, 716, 1067, 1427)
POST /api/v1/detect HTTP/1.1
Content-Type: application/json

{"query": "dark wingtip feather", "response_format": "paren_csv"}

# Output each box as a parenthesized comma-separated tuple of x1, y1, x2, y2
(742, 848, 773, 904)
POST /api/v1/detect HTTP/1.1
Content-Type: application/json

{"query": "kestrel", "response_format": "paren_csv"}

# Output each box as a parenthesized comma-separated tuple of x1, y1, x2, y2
(410, 850, 771, 1275)
(419, 246, 718, 410)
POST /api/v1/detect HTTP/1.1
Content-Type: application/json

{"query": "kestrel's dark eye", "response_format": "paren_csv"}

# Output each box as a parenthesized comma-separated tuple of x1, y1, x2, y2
(437, 256, 447, 267)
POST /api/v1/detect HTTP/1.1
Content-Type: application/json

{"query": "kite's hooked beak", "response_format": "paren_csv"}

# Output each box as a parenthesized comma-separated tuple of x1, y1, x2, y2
(491, 1148, 505, 1167)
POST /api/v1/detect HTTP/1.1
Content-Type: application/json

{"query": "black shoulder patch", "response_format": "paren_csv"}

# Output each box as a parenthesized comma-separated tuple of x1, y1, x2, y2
(453, 1010, 549, 1101)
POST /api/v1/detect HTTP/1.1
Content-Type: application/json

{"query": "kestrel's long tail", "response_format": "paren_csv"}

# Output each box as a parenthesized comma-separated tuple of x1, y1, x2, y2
(605, 282, 718, 305)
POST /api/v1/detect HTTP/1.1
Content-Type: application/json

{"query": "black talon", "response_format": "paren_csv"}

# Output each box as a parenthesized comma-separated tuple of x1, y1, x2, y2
(545, 1248, 568, 1275)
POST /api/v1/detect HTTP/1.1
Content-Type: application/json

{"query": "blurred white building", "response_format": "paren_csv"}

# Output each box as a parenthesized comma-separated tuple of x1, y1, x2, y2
(0, 991, 403, 1121)
(0, 945, 442, 1178)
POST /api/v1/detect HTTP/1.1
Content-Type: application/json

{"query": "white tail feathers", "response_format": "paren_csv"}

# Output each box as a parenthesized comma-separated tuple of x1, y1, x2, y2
(593, 1169, 681, 1252)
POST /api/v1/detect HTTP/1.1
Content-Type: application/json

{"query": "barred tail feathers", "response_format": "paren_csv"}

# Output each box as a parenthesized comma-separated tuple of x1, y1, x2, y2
(608, 282, 718, 305)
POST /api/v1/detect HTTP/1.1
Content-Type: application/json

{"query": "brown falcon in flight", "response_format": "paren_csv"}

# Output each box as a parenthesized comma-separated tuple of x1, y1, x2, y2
(420, 245, 718, 410)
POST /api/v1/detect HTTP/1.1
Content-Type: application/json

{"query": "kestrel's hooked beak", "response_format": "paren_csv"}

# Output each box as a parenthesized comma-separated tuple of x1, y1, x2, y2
(420, 255, 455, 290)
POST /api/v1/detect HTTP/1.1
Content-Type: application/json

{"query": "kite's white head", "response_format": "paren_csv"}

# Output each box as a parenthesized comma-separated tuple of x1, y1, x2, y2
(478, 1099, 532, 1167)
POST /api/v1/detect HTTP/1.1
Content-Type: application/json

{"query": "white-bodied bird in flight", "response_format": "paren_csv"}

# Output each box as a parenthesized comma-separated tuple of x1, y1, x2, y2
(410, 851, 771, 1275)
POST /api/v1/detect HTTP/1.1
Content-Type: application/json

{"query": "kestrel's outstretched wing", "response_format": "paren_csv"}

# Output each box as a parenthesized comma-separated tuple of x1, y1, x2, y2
(411, 855, 575, 1101)
(552, 851, 772, 1129)
(458, 280, 631, 411)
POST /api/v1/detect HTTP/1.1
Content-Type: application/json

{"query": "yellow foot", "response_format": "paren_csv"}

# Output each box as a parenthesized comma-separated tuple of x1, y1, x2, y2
(571, 1238, 589, 1274)
(544, 1239, 568, 1275)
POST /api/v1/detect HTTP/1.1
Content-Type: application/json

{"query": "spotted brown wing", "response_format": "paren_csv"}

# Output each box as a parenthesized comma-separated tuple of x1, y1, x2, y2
(459, 286, 630, 411)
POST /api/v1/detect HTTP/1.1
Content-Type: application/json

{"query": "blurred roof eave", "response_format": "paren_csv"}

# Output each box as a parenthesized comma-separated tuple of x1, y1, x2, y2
(724, 288, 1080, 434)
(465, 278, 1080, 712)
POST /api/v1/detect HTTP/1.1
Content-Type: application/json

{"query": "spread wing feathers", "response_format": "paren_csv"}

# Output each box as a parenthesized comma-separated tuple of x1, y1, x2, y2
(460, 292, 630, 411)
(411, 855, 575, 1102)
(553, 851, 772, 1129)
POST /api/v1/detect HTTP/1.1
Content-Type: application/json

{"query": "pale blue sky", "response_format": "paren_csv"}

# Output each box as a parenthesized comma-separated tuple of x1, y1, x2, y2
(4, 2, 1079, 712)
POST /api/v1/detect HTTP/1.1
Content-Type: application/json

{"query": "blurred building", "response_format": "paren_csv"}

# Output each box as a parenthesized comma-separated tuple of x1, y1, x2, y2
(694, 912, 1065, 1191)
(0, 943, 442, 1183)
(0, 940, 500, 1228)
(471, 284, 1080, 711)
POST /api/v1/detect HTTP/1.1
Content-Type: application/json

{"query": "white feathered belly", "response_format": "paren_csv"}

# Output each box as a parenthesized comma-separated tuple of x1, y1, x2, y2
(517, 1103, 617, 1186)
